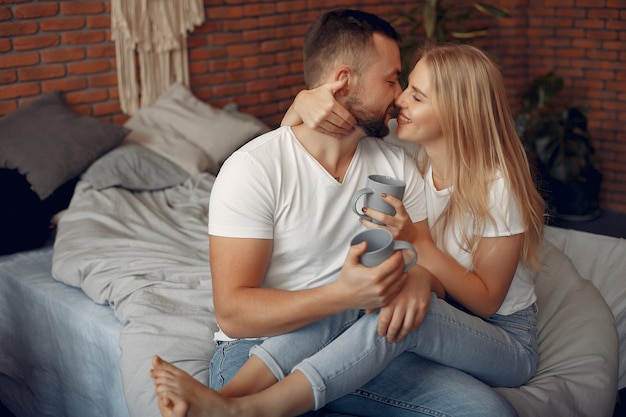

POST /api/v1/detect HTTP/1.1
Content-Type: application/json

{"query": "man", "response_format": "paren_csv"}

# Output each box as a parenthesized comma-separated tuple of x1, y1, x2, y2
(152, 9, 516, 417)
(208, 9, 423, 344)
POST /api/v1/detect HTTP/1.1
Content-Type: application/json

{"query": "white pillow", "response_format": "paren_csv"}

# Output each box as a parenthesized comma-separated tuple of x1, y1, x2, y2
(124, 83, 268, 175)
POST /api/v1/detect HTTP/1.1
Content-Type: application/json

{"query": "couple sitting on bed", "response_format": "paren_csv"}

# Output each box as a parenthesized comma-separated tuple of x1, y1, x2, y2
(150, 9, 545, 417)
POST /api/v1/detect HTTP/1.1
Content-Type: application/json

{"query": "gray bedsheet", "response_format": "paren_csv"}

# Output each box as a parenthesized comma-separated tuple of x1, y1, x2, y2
(51, 173, 219, 417)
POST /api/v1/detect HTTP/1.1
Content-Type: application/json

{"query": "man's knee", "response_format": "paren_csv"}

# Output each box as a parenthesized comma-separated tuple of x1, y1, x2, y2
(209, 339, 261, 389)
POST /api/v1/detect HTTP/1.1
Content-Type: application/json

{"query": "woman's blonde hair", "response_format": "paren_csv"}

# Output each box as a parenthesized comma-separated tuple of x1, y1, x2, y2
(414, 43, 545, 268)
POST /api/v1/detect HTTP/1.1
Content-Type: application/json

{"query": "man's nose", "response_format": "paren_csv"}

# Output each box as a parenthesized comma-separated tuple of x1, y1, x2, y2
(394, 81, 402, 98)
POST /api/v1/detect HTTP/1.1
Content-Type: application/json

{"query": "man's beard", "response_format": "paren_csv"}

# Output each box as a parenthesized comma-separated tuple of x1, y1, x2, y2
(345, 96, 396, 138)
(356, 114, 389, 138)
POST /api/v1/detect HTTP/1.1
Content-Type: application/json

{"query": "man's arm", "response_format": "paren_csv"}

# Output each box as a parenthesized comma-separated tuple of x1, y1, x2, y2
(210, 235, 409, 339)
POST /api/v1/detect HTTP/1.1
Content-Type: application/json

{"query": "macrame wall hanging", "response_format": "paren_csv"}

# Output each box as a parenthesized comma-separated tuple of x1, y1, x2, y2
(111, 0, 205, 115)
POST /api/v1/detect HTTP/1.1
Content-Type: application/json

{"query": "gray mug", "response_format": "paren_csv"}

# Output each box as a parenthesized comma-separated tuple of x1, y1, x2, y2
(351, 175, 406, 225)
(350, 228, 417, 273)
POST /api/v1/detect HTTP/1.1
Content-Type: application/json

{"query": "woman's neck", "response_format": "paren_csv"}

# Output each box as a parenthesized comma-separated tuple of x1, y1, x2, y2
(424, 144, 450, 190)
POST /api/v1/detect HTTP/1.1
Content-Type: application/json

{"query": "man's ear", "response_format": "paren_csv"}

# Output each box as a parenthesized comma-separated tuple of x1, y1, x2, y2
(334, 66, 352, 97)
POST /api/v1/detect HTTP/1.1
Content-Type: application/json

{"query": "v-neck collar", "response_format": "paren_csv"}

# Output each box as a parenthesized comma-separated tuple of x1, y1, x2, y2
(290, 128, 361, 186)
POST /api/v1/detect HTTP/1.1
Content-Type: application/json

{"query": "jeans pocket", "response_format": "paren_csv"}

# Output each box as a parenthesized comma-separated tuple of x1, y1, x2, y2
(488, 304, 537, 350)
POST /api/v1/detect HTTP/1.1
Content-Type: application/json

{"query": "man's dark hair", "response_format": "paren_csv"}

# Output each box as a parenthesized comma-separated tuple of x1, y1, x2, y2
(303, 9, 400, 88)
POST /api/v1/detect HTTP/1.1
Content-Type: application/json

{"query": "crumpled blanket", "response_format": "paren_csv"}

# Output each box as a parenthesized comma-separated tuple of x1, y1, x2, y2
(52, 173, 218, 417)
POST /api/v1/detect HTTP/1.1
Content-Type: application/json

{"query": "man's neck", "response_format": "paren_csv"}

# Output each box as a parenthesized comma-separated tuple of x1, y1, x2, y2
(291, 124, 364, 183)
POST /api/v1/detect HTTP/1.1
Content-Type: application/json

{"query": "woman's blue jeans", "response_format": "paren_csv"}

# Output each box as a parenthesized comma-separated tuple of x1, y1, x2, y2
(209, 294, 529, 417)
(249, 294, 537, 412)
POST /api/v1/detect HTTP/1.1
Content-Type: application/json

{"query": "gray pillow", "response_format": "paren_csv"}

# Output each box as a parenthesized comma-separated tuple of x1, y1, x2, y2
(82, 144, 189, 191)
(123, 83, 268, 176)
(0, 91, 129, 199)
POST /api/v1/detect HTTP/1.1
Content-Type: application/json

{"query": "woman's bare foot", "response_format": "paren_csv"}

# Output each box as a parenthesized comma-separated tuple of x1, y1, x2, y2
(150, 355, 245, 417)
(155, 391, 187, 417)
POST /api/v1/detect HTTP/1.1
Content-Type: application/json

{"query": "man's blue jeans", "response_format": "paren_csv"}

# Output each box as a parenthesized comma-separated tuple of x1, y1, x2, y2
(209, 298, 523, 416)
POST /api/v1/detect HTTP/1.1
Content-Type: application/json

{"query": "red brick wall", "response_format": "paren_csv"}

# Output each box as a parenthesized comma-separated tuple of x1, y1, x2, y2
(466, 0, 626, 213)
(516, 0, 626, 213)
(0, 1, 119, 119)
(1, 0, 625, 213)
(189, 0, 417, 123)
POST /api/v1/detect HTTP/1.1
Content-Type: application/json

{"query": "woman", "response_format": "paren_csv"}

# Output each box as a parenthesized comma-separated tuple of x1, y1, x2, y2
(151, 43, 545, 417)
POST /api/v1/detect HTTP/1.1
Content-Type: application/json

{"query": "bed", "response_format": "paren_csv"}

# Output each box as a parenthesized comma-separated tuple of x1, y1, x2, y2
(1, 85, 624, 417)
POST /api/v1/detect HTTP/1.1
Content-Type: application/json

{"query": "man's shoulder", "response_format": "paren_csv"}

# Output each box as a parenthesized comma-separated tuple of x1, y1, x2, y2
(358, 137, 423, 188)
(238, 125, 294, 153)
(218, 126, 295, 179)
(360, 136, 409, 160)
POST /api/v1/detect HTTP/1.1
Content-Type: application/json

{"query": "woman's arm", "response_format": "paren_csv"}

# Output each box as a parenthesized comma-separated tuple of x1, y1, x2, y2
(414, 233, 522, 318)
(280, 79, 356, 137)
(363, 195, 518, 319)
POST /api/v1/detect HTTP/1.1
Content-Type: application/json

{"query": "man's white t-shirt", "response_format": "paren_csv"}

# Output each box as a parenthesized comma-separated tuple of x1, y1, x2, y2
(209, 126, 426, 340)
(424, 164, 536, 315)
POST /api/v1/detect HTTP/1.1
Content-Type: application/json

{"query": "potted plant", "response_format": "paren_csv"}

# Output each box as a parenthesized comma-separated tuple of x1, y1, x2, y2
(515, 72, 602, 220)
(392, 1, 510, 86)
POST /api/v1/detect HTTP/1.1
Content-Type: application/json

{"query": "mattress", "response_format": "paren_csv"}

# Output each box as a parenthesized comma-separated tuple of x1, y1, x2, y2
(0, 247, 129, 417)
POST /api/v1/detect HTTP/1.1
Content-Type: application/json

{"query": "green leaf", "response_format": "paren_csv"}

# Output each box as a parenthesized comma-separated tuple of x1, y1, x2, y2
(392, 7, 422, 26)
(423, 1, 439, 39)
(474, 3, 510, 18)
(451, 29, 489, 39)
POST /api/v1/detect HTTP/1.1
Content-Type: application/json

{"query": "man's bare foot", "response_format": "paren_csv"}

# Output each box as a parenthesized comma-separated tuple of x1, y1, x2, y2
(150, 355, 245, 417)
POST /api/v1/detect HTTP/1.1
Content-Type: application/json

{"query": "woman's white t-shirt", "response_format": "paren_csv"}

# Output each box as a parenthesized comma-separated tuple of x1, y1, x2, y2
(424, 165, 536, 315)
